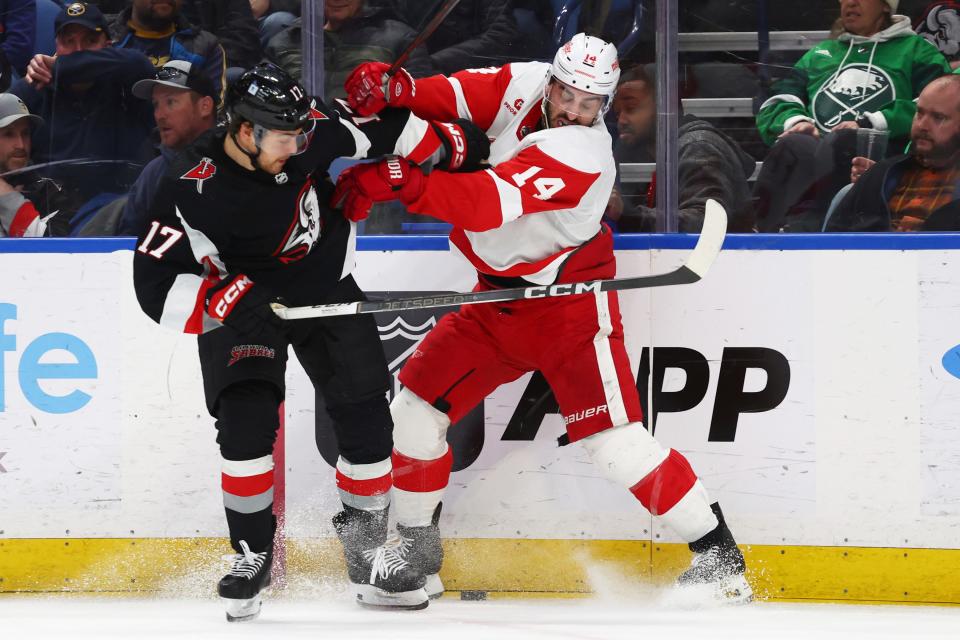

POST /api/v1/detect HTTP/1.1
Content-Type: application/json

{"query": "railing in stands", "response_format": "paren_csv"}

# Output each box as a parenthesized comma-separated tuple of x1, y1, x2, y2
(619, 162, 762, 183)
(678, 30, 829, 52)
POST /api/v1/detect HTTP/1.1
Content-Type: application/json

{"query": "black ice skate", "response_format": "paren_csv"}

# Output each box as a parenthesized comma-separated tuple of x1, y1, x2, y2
(218, 540, 272, 622)
(394, 502, 444, 599)
(677, 503, 753, 604)
(333, 505, 428, 610)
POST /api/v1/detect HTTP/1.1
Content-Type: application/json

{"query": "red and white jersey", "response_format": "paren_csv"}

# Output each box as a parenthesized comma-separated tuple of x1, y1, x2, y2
(405, 62, 616, 284)
(0, 193, 46, 238)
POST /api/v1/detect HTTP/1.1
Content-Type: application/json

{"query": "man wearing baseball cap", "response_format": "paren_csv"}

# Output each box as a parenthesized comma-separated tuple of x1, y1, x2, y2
(11, 2, 156, 164)
(119, 60, 218, 235)
(0, 93, 53, 237)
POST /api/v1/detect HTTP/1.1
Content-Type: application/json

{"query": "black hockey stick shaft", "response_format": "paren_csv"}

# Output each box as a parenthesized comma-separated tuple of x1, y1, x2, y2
(388, 0, 461, 74)
(272, 200, 727, 319)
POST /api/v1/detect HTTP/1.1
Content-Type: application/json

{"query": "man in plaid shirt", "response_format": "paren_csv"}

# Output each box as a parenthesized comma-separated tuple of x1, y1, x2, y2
(828, 74, 960, 231)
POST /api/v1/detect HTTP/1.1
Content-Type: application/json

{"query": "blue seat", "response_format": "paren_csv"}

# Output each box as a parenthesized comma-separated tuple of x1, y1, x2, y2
(822, 182, 854, 232)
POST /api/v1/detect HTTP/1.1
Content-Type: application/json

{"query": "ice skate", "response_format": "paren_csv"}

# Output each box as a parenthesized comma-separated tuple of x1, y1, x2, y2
(394, 502, 444, 599)
(218, 540, 272, 622)
(333, 506, 429, 610)
(677, 503, 752, 604)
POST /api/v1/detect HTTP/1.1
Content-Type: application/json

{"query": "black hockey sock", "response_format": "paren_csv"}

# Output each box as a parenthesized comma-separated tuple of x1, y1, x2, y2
(226, 509, 276, 554)
(689, 502, 732, 553)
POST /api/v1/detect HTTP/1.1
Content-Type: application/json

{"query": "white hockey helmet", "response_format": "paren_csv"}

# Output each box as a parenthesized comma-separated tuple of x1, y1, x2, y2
(550, 33, 620, 98)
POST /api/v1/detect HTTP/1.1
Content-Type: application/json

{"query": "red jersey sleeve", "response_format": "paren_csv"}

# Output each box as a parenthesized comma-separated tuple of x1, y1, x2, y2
(403, 143, 601, 232)
(406, 64, 516, 131)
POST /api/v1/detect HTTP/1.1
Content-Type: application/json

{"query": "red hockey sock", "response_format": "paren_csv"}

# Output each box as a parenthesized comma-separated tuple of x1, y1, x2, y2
(628, 449, 698, 516)
(392, 447, 454, 493)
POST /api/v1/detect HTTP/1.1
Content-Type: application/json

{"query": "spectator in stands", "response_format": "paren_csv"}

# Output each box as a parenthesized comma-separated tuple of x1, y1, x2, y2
(390, 0, 521, 74)
(754, 0, 950, 231)
(117, 59, 217, 236)
(249, 0, 299, 49)
(826, 74, 960, 230)
(264, 0, 434, 100)
(609, 66, 756, 232)
(178, 0, 261, 72)
(87, 0, 125, 16)
(0, 93, 70, 236)
(109, 0, 228, 108)
(12, 2, 156, 164)
(0, 0, 36, 78)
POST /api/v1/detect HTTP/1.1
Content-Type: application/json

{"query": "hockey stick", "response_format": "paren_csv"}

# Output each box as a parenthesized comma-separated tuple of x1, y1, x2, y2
(388, 0, 461, 74)
(272, 199, 727, 320)
(0, 157, 97, 179)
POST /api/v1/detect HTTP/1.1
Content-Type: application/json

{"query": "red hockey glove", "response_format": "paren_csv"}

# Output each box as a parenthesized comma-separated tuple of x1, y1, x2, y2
(345, 61, 416, 116)
(206, 274, 284, 341)
(331, 157, 426, 222)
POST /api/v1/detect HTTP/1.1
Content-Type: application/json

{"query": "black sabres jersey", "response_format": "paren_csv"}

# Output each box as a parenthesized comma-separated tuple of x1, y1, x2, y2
(132, 100, 438, 334)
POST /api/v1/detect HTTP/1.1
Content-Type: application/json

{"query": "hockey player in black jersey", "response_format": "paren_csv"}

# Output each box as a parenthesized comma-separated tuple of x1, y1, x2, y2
(132, 63, 488, 621)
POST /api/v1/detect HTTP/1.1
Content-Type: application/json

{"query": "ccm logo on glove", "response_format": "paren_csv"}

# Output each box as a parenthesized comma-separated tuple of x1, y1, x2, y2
(209, 275, 253, 321)
(439, 123, 465, 170)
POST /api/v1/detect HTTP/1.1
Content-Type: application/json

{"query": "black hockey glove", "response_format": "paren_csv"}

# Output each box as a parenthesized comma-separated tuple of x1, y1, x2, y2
(206, 274, 284, 342)
(432, 118, 490, 172)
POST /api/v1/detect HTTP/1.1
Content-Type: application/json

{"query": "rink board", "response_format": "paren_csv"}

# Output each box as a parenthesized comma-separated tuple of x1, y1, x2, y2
(2, 234, 960, 602)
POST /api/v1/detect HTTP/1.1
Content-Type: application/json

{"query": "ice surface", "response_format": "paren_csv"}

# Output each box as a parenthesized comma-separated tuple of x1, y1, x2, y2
(2, 590, 958, 640)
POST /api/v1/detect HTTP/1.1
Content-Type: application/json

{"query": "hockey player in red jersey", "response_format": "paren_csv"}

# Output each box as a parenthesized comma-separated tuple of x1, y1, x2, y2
(132, 63, 489, 619)
(338, 34, 752, 603)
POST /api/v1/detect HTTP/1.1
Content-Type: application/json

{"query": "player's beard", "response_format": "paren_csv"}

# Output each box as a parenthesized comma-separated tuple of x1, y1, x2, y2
(543, 101, 586, 129)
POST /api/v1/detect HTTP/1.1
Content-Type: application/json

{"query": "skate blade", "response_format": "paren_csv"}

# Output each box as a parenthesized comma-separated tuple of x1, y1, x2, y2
(716, 574, 753, 604)
(426, 573, 444, 600)
(672, 574, 754, 608)
(355, 584, 429, 610)
(223, 594, 262, 622)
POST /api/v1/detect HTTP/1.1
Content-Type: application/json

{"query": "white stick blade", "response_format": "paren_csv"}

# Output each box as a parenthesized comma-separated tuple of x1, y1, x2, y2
(272, 302, 359, 319)
(684, 199, 728, 278)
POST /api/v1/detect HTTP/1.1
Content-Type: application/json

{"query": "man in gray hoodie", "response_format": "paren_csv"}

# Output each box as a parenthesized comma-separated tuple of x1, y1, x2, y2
(609, 66, 757, 232)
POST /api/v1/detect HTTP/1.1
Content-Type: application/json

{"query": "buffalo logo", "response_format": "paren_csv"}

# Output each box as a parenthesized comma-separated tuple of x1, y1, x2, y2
(180, 157, 216, 194)
(812, 64, 894, 130)
(916, 2, 960, 58)
(66, 2, 85, 16)
(275, 179, 322, 263)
